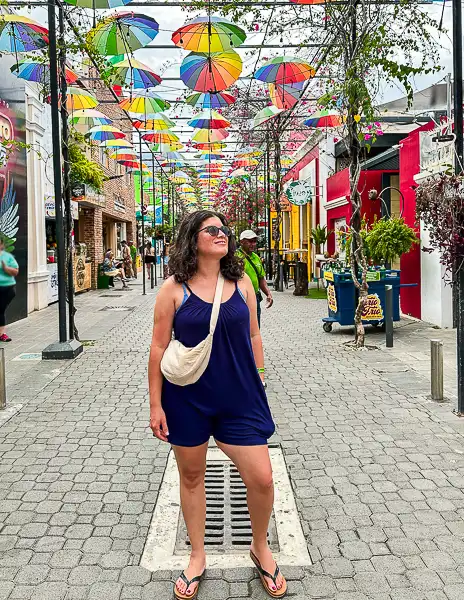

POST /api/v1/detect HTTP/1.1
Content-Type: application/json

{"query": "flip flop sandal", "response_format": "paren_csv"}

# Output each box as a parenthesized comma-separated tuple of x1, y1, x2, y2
(173, 569, 205, 600)
(250, 550, 287, 598)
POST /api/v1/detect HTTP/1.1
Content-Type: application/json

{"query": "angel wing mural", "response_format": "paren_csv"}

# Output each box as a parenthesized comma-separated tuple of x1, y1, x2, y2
(0, 179, 19, 252)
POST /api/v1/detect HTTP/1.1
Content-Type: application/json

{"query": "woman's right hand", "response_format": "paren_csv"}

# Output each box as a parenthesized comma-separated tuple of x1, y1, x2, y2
(150, 406, 169, 442)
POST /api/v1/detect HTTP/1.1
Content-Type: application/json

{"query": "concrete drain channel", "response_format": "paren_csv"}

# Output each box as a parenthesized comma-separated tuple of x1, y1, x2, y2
(141, 446, 311, 571)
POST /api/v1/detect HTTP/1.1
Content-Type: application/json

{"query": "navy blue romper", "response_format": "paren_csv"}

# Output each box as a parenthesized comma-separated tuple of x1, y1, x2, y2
(161, 281, 275, 447)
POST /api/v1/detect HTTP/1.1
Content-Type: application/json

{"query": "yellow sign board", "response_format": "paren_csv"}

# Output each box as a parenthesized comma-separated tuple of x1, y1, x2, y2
(327, 283, 337, 313)
(362, 293, 384, 321)
(324, 271, 334, 282)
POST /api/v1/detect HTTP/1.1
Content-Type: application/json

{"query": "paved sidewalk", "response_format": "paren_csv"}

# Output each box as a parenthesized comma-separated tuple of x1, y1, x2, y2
(1, 289, 464, 599)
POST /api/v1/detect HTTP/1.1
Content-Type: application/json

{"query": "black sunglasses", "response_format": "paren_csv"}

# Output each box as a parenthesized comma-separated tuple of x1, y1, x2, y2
(198, 225, 232, 238)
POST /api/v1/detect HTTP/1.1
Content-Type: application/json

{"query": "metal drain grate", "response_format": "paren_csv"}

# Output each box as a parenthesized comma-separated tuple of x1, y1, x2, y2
(99, 306, 134, 312)
(175, 461, 278, 554)
(100, 294, 123, 298)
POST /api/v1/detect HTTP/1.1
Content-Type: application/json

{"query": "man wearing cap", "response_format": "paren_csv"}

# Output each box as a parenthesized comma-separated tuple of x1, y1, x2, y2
(237, 230, 273, 327)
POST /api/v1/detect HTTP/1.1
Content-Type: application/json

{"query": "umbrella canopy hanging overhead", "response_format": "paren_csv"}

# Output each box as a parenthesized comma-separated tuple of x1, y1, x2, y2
(153, 141, 184, 153)
(199, 153, 225, 161)
(185, 91, 236, 109)
(143, 131, 180, 144)
(108, 58, 162, 89)
(304, 109, 342, 128)
(233, 158, 259, 168)
(172, 16, 246, 52)
(69, 109, 112, 128)
(109, 150, 137, 160)
(181, 50, 242, 92)
(119, 93, 169, 115)
(64, 0, 132, 7)
(85, 125, 126, 142)
(253, 105, 284, 128)
(187, 109, 231, 129)
(100, 138, 133, 148)
(11, 59, 78, 85)
(62, 87, 99, 111)
(235, 146, 262, 158)
(269, 81, 304, 109)
(117, 159, 145, 168)
(133, 114, 176, 131)
(191, 128, 229, 143)
(255, 56, 315, 85)
(0, 14, 48, 53)
(161, 160, 185, 167)
(170, 171, 190, 184)
(87, 12, 159, 56)
(193, 142, 227, 151)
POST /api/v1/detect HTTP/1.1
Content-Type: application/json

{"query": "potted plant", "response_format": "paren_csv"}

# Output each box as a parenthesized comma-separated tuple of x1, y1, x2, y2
(366, 217, 419, 266)
(311, 225, 332, 255)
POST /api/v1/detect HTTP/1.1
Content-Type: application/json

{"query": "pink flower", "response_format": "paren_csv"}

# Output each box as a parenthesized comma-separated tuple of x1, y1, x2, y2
(364, 134, 372, 141)
(374, 122, 381, 127)
(367, 124, 373, 130)
(376, 130, 384, 136)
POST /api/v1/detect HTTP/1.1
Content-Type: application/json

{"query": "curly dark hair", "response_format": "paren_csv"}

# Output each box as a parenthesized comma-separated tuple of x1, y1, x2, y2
(169, 210, 243, 284)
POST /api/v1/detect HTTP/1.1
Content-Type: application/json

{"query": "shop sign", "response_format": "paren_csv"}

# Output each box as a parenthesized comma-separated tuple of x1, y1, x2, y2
(362, 293, 384, 321)
(324, 271, 334, 282)
(327, 283, 337, 313)
(286, 179, 312, 206)
(47, 263, 58, 304)
(419, 125, 454, 177)
(366, 270, 380, 282)
(45, 196, 79, 220)
(72, 183, 105, 207)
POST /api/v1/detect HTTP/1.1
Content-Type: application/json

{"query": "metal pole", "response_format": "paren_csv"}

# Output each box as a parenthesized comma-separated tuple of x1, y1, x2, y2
(139, 137, 146, 296)
(453, 0, 464, 414)
(279, 262, 284, 292)
(152, 154, 158, 287)
(48, 0, 67, 343)
(0, 348, 5, 410)
(58, 3, 75, 341)
(385, 285, 393, 348)
(266, 145, 272, 280)
(431, 340, 444, 401)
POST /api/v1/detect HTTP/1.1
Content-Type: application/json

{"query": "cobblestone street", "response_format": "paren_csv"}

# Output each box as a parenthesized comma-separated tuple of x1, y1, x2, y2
(1, 288, 464, 600)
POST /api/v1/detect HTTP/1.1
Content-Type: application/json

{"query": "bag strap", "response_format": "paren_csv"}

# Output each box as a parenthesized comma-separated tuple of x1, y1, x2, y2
(209, 273, 225, 335)
(243, 253, 262, 279)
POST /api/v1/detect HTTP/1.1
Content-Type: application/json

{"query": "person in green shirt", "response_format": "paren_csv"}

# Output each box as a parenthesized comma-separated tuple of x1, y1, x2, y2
(0, 238, 19, 342)
(236, 230, 273, 327)
(129, 240, 137, 279)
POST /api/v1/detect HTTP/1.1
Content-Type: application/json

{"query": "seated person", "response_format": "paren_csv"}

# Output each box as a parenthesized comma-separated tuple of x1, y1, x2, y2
(102, 250, 128, 289)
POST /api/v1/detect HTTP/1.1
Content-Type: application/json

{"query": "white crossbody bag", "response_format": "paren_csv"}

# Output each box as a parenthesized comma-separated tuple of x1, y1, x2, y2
(160, 273, 225, 386)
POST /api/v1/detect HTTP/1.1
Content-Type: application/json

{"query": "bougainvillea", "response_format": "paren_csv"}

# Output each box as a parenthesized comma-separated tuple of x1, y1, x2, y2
(415, 173, 464, 280)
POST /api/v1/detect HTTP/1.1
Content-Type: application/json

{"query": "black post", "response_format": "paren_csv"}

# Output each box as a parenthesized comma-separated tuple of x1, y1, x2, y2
(152, 154, 157, 287)
(266, 145, 272, 280)
(453, 0, 464, 414)
(385, 285, 394, 348)
(58, 3, 76, 341)
(139, 136, 146, 296)
(42, 0, 82, 360)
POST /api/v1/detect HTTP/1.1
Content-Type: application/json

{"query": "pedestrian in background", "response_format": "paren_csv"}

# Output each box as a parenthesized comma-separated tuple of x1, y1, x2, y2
(103, 250, 128, 289)
(121, 240, 133, 279)
(129, 240, 138, 279)
(236, 230, 273, 328)
(144, 241, 154, 279)
(0, 237, 18, 342)
(148, 210, 286, 600)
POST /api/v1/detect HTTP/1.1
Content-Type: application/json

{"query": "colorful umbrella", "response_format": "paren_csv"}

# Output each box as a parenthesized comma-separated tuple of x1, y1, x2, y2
(255, 57, 315, 85)
(11, 59, 78, 85)
(171, 171, 189, 184)
(235, 146, 262, 158)
(304, 109, 342, 128)
(185, 91, 236, 109)
(117, 159, 144, 169)
(269, 81, 304, 109)
(253, 105, 284, 128)
(133, 114, 176, 131)
(87, 12, 159, 56)
(69, 109, 112, 129)
(0, 14, 48, 53)
(85, 125, 126, 142)
(119, 93, 169, 115)
(172, 16, 246, 52)
(193, 142, 227, 151)
(64, 87, 99, 111)
(129, 164, 152, 176)
(180, 50, 242, 92)
(64, 0, 132, 7)
(192, 128, 229, 143)
(233, 158, 259, 167)
(199, 153, 225, 160)
(153, 141, 184, 153)
(100, 139, 133, 148)
(110, 151, 137, 160)
(160, 151, 185, 161)
(108, 58, 162, 89)
(161, 160, 185, 168)
(143, 131, 180, 144)
(188, 109, 231, 129)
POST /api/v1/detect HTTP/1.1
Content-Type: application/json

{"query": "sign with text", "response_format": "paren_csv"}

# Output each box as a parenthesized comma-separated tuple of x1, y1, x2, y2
(362, 293, 384, 321)
(286, 179, 312, 206)
(327, 283, 337, 313)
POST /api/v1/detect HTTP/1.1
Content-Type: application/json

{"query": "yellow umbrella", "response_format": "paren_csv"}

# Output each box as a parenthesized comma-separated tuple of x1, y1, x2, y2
(100, 139, 133, 148)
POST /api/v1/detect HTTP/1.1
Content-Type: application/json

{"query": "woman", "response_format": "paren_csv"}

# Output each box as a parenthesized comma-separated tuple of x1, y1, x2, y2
(148, 211, 286, 600)
(0, 238, 18, 342)
(144, 241, 155, 279)
(102, 250, 128, 289)
(121, 240, 133, 279)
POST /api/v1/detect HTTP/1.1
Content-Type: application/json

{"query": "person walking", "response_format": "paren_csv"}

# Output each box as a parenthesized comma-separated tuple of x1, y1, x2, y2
(129, 240, 138, 279)
(144, 241, 155, 279)
(0, 238, 18, 342)
(148, 211, 286, 600)
(121, 241, 133, 279)
(236, 230, 273, 328)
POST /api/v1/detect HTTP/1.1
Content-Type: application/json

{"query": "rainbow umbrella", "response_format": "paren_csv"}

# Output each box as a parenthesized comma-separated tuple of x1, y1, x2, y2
(143, 131, 180, 144)
(119, 93, 169, 115)
(161, 151, 185, 161)
(117, 159, 144, 169)
(269, 81, 304, 109)
(234, 158, 259, 167)
(63, 87, 99, 111)
(255, 57, 315, 85)
(108, 58, 162, 89)
(172, 16, 246, 52)
(110, 151, 137, 160)
(193, 142, 227, 151)
(304, 109, 342, 128)
(129, 164, 152, 176)
(69, 109, 112, 128)
(253, 105, 284, 128)
(180, 50, 242, 92)
(133, 114, 175, 131)
(192, 128, 229, 143)
(199, 153, 225, 160)
(11, 59, 78, 85)
(235, 146, 262, 158)
(85, 125, 126, 142)
(161, 160, 185, 168)
(171, 171, 189, 184)
(188, 110, 231, 129)
(0, 14, 48, 53)
(186, 91, 236, 109)
(100, 139, 133, 148)
(87, 12, 159, 56)
(153, 141, 184, 153)
(64, 0, 131, 7)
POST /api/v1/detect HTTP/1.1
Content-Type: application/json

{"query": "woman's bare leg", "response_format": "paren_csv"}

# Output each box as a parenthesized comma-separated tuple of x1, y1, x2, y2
(173, 443, 208, 596)
(215, 442, 284, 592)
